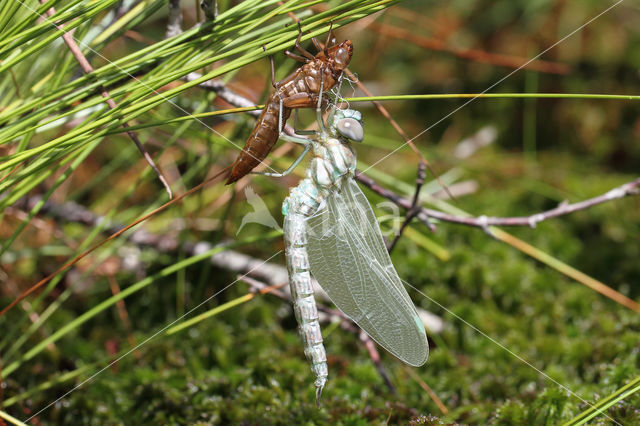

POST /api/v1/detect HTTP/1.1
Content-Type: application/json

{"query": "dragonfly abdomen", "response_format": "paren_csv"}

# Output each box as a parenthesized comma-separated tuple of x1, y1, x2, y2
(226, 98, 292, 184)
(283, 193, 328, 399)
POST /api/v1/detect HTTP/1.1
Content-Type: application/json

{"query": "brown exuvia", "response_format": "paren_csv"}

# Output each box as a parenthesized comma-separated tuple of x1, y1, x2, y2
(225, 30, 353, 184)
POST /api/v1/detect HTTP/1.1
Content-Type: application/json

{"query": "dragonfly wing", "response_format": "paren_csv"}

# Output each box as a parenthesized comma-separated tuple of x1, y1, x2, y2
(306, 178, 428, 366)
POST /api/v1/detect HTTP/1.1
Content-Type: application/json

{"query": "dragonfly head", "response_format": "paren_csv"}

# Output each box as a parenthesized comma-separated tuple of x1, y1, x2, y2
(326, 40, 353, 71)
(332, 109, 364, 142)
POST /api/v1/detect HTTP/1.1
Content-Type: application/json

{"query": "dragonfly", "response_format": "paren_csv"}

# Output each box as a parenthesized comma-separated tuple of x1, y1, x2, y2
(263, 91, 429, 404)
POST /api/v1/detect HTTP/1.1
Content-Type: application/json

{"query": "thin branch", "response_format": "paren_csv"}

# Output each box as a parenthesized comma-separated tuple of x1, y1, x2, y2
(185, 73, 262, 116)
(359, 330, 397, 396)
(388, 161, 431, 253)
(356, 174, 640, 230)
(39, 0, 173, 199)
(166, 0, 183, 39)
(357, 172, 640, 312)
(404, 366, 449, 415)
(200, 0, 217, 21)
(242, 276, 289, 299)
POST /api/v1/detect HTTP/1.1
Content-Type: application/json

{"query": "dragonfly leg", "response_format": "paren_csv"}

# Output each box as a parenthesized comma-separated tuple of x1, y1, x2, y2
(311, 22, 333, 53)
(281, 93, 316, 108)
(279, 132, 313, 145)
(326, 97, 337, 128)
(315, 70, 327, 134)
(277, 95, 315, 142)
(290, 100, 319, 137)
(284, 50, 308, 63)
(275, 97, 313, 139)
(258, 98, 314, 178)
(293, 129, 319, 135)
(294, 22, 315, 60)
(255, 144, 311, 177)
(325, 76, 344, 130)
(290, 114, 319, 135)
(311, 37, 322, 51)
(323, 22, 334, 53)
(280, 92, 325, 136)
(278, 97, 284, 134)
(263, 45, 278, 90)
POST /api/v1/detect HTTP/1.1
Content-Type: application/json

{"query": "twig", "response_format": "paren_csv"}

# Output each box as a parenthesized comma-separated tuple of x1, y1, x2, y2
(356, 174, 640, 230)
(359, 330, 397, 396)
(356, 172, 640, 312)
(106, 275, 140, 359)
(185, 73, 261, 116)
(388, 162, 430, 253)
(200, 0, 217, 21)
(404, 367, 448, 415)
(39, 0, 173, 199)
(166, 0, 183, 39)
(242, 276, 288, 299)
(184, 72, 299, 138)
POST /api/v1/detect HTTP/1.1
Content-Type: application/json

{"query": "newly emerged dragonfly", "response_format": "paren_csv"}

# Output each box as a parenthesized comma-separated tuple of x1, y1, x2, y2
(264, 93, 429, 403)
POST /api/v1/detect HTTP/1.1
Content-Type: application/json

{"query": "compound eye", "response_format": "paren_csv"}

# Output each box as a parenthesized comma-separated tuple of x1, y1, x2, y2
(336, 118, 364, 142)
(334, 48, 349, 68)
(333, 41, 353, 69)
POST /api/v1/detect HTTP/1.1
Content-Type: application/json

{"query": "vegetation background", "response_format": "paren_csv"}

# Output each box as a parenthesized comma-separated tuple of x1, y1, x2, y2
(0, 0, 639, 424)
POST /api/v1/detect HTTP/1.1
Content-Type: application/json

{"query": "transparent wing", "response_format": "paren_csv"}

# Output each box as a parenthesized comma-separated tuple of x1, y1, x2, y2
(306, 179, 428, 366)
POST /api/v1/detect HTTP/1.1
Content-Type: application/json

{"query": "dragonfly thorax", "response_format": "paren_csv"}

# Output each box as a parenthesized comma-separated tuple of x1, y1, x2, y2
(308, 137, 356, 188)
